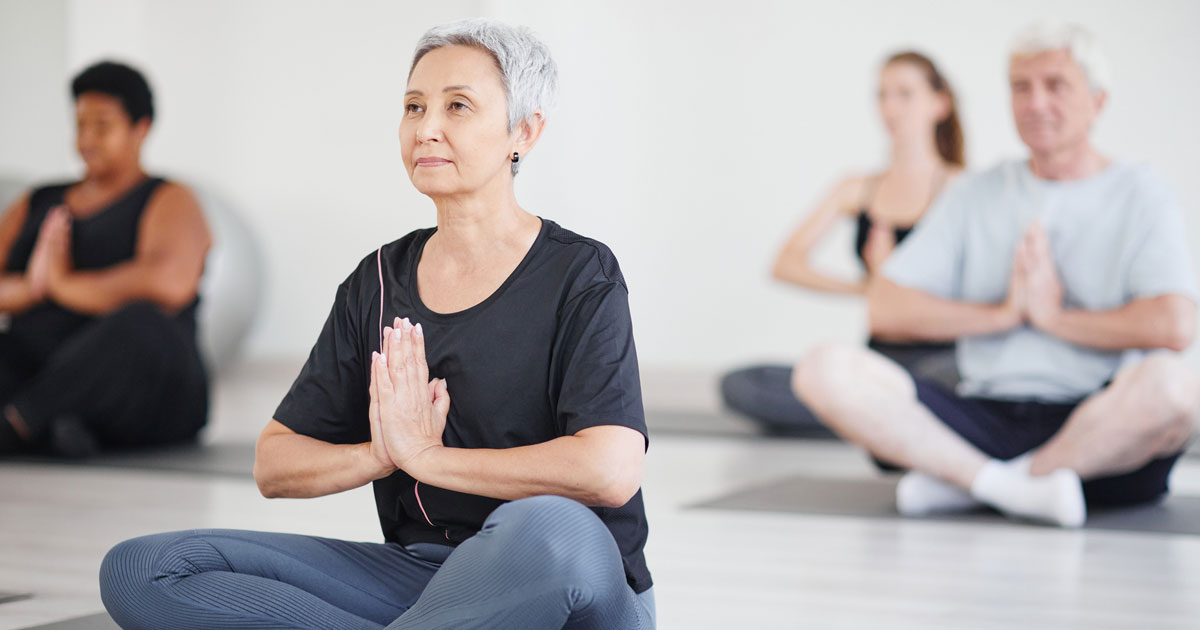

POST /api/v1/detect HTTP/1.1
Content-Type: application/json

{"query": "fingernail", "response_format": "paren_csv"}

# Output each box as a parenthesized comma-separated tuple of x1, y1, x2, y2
(384, 326, 393, 338)
(414, 323, 423, 337)
(402, 319, 412, 332)
(394, 317, 401, 328)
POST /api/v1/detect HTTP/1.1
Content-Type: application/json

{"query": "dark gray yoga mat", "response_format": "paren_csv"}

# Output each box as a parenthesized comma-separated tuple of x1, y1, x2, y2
(19, 613, 118, 630)
(645, 409, 839, 440)
(694, 474, 1200, 536)
(0, 590, 32, 604)
(2, 442, 256, 478)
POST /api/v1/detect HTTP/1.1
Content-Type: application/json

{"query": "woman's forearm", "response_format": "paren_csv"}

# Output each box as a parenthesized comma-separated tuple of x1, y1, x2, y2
(772, 261, 866, 295)
(0, 274, 40, 314)
(50, 261, 198, 316)
(408, 428, 644, 509)
(254, 431, 389, 499)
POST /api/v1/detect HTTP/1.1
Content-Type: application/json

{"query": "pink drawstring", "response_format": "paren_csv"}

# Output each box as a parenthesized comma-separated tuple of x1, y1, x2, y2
(377, 246, 385, 352)
(414, 481, 436, 527)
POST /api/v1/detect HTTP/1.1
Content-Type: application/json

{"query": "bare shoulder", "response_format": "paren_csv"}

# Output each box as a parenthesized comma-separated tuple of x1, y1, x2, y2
(0, 192, 32, 251)
(1, 191, 31, 223)
(140, 181, 211, 247)
(145, 181, 209, 230)
(147, 180, 203, 214)
(829, 173, 875, 215)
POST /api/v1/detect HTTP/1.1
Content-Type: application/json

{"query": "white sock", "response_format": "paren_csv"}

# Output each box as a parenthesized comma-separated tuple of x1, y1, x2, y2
(896, 471, 983, 516)
(969, 455, 1087, 528)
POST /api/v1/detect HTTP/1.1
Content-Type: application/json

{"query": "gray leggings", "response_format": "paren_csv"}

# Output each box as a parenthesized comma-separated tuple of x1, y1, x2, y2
(99, 495, 655, 629)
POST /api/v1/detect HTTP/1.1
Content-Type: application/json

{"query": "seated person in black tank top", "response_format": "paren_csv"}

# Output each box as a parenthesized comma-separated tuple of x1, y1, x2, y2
(721, 51, 963, 436)
(0, 61, 211, 457)
(100, 20, 655, 630)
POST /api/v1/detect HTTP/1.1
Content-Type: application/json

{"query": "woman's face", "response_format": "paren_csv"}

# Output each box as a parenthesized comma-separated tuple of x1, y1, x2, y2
(400, 45, 517, 199)
(877, 61, 948, 145)
(75, 93, 147, 176)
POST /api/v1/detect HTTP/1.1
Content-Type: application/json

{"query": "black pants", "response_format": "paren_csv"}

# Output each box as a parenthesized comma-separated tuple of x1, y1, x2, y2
(914, 378, 1179, 507)
(1, 301, 208, 452)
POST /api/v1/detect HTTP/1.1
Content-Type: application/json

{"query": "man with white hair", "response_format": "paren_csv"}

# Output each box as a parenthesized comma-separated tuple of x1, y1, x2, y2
(793, 22, 1199, 527)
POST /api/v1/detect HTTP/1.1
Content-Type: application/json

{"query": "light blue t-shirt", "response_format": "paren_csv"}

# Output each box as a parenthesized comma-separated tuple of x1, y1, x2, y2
(883, 160, 1197, 402)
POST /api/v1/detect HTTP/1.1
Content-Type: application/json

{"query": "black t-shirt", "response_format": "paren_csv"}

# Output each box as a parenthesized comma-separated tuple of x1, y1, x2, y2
(274, 218, 652, 594)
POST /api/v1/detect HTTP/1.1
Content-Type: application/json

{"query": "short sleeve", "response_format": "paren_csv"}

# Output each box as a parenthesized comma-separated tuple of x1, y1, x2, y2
(1126, 186, 1198, 302)
(552, 281, 647, 445)
(273, 281, 370, 444)
(882, 179, 969, 299)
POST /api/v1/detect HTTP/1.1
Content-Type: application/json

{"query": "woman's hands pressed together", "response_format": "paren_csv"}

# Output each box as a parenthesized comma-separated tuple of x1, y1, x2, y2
(367, 316, 450, 480)
(27, 206, 73, 301)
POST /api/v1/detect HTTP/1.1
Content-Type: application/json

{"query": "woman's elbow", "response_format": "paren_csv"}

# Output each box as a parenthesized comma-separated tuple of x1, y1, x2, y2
(253, 441, 285, 498)
(253, 462, 280, 498)
(154, 277, 199, 313)
(592, 481, 639, 509)
(590, 461, 643, 508)
(771, 250, 809, 285)
(770, 258, 790, 283)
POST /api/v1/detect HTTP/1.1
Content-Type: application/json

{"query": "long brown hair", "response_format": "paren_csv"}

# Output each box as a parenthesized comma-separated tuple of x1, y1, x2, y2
(885, 51, 965, 167)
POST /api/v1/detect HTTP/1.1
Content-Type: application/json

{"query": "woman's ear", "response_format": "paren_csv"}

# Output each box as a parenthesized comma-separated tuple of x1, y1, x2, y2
(512, 110, 547, 156)
(132, 118, 152, 146)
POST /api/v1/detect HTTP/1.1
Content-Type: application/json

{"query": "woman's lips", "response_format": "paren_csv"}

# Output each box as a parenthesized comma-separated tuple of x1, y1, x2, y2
(416, 157, 451, 167)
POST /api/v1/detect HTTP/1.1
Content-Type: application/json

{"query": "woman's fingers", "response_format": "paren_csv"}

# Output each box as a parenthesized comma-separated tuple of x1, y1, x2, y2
(432, 379, 450, 419)
(387, 318, 408, 381)
(411, 322, 430, 386)
(396, 319, 427, 401)
(386, 320, 405, 386)
(380, 327, 397, 395)
(369, 352, 383, 432)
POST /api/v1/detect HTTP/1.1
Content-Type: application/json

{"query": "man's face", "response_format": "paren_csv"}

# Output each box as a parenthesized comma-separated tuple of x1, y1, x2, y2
(1009, 49, 1105, 156)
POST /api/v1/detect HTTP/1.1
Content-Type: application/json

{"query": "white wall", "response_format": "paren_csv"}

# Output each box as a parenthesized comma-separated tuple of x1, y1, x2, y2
(2, 0, 1199, 380)
(0, 0, 69, 185)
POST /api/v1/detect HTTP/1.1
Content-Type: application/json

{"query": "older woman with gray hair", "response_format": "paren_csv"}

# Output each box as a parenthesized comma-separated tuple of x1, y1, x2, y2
(99, 18, 654, 629)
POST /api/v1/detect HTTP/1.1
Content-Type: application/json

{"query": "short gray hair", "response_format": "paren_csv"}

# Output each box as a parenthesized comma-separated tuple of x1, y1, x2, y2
(1009, 21, 1111, 94)
(411, 18, 558, 175)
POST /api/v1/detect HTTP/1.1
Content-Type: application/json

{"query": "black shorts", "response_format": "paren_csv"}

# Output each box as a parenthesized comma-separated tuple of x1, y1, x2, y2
(911, 379, 1182, 507)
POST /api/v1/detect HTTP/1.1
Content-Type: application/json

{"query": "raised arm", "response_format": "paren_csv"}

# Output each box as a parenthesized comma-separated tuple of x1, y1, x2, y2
(771, 176, 868, 295)
(47, 182, 211, 315)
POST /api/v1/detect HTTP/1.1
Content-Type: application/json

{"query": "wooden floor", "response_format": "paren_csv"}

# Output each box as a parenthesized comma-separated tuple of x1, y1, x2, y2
(2, 363, 1199, 629)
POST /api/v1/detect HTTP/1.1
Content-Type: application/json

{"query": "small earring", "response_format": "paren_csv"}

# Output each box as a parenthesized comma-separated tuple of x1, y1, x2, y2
(511, 152, 520, 163)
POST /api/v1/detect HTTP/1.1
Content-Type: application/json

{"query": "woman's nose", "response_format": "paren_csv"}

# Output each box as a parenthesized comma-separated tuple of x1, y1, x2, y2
(415, 110, 443, 143)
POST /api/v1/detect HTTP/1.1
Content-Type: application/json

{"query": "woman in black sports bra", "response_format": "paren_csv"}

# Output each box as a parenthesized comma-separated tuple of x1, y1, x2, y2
(722, 51, 964, 434)
(0, 61, 211, 456)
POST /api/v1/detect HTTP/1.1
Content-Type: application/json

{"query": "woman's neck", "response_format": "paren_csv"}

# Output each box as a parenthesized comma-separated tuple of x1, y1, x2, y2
(81, 163, 146, 193)
(428, 183, 539, 271)
(889, 136, 944, 174)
